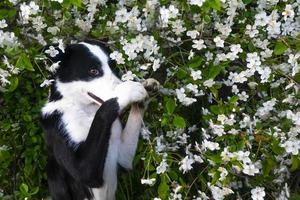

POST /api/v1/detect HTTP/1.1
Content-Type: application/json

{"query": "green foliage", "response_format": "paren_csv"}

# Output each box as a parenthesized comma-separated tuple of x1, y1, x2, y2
(0, 0, 299, 199)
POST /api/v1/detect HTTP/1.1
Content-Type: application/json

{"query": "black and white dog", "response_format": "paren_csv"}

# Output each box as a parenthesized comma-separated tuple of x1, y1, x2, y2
(41, 40, 156, 200)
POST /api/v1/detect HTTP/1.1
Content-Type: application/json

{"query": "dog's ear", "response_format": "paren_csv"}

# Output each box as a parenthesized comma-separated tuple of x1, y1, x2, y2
(84, 38, 111, 52)
(42, 44, 65, 63)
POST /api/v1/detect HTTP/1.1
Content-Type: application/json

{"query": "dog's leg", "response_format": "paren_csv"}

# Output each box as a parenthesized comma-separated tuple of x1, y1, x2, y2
(50, 98, 120, 188)
(118, 103, 144, 169)
(117, 79, 159, 169)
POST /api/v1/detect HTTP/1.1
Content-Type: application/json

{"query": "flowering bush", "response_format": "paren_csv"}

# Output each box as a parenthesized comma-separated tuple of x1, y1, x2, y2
(0, 0, 300, 199)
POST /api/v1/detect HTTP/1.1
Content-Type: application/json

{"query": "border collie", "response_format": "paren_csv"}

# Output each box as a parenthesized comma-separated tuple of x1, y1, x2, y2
(41, 40, 157, 200)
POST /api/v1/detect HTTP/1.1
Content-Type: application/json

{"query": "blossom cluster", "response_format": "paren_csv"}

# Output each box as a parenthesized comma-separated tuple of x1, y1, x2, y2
(0, 0, 300, 199)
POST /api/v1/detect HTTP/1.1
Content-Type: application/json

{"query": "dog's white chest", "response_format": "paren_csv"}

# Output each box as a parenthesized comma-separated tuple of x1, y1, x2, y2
(62, 105, 96, 143)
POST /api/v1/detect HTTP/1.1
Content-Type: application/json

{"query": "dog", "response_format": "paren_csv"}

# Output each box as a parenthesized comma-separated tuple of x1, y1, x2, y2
(41, 40, 158, 200)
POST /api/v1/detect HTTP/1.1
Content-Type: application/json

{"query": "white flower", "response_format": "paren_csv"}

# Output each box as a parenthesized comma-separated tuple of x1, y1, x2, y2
(115, 8, 129, 23)
(51, 0, 63, 3)
(159, 5, 178, 26)
(221, 147, 234, 162)
(156, 159, 168, 174)
(242, 163, 259, 176)
(209, 121, 226, 136)
(282, 5, 294, 20)
(280, 140, 300, 155)
(255, 11, 268, 27)
(234, 151, 251, 164)
(29, 1, 39, 14)
(191, 69, 202, 80)
(152, 59, 160, 71)
(121, 71, 136, 81)
(245, 24, 259, 38)
(188, 50, 194, 60)
(213, 36, 224, 48)
(218, 167, 228, 181)
(0, 68, 10, 87)
(176, 88, 197, 106)
(205, 51, 213, 61)
(203, 79, 215, 87)
(75, 19, 92, 32)
(40, 79, 54, 87)
(47, 26, 60, 35)
(202, 139, 220, 151)
(186, 83, 199, 95)
(238, 91, 249, 101)
(48, 61, 60, 73)
(251, 187, 265, 200)
(0, 19, 8, 29)
(189, 0, 206, 7)
(286, 111, 300, 126)
(141, 178, 156, 185)
(187, 30, 199, 39)
(8, 0, 17, 4)
(192, 39, 206, 50)
(230, 44, 243, 54)
(256, 66, 271, 83)
(110, 51, 125, 65)
(246, 52, 261, 70)
(194, 155, 204, 163)
(179, 156, 194, 173)
(255, 98, 276, 119)
(172, 19, 186, 35)
(45, 46, 59, 57)
(232, 85, 239, 94)
(210, 185, 234, 200)
(20, 3, 32, 23)
(57, 39, 65, 53)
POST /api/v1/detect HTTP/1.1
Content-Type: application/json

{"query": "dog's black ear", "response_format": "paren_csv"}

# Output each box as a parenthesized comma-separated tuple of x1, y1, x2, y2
(42, 44, 65, 63)
(84, 38, 111, 53)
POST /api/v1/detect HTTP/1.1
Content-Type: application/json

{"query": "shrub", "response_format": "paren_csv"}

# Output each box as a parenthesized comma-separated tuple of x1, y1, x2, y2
(0, 0, 300, 199)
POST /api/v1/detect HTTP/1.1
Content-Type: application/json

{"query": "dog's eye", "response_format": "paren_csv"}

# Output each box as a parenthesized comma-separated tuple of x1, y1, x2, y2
(88, 69, 99, 76)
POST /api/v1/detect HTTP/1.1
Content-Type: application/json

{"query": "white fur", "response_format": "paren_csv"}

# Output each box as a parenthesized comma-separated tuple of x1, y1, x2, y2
(118, 105, 143, 169)
(42, 42, 147, 200)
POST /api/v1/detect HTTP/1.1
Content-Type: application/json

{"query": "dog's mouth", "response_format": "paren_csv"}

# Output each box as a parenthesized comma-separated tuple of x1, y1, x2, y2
(87, 92, 104, 105)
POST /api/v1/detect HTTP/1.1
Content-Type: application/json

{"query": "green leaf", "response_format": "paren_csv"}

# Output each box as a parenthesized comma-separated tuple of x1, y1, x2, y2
(166, 98, 175, 114)
(20, 183, 29, 194)
(173, 115, 186, 128)
(0, 9, 16, 20)
(242, 0, 253, 4)
(8, 77, 18, 92)
(291, 156, 300, 172)
(188, 56, 203, 68)
(203, 15, 211, 23)
(262, 156, 276, 176)
(274, 40, 288, 55)
(210, 105, 224, 114)
(207, 0, 221, 11)
(158, 177, 169, 200)
(70, 0, 82, 7)
(161, 116, 168, 127)
(29, 187, 39, 195)
(208, 65, 223, 79)
(176, 68, 188, 79)
(271, 140, 284, 155)
(16, 54, 34, 71)
(63, 0, 82, 7)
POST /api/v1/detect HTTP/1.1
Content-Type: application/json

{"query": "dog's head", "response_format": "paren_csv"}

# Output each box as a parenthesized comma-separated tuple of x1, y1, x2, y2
(45, 40, 122, 105)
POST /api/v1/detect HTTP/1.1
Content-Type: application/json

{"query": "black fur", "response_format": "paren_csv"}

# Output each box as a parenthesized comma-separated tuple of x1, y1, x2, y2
(41, 98, 120, 199)
(41, 41, 122, 200)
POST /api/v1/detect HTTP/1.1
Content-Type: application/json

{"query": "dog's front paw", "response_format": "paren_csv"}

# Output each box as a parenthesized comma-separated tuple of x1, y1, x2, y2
(143, 78, 160, 93)
(114, 81, 148, 110)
